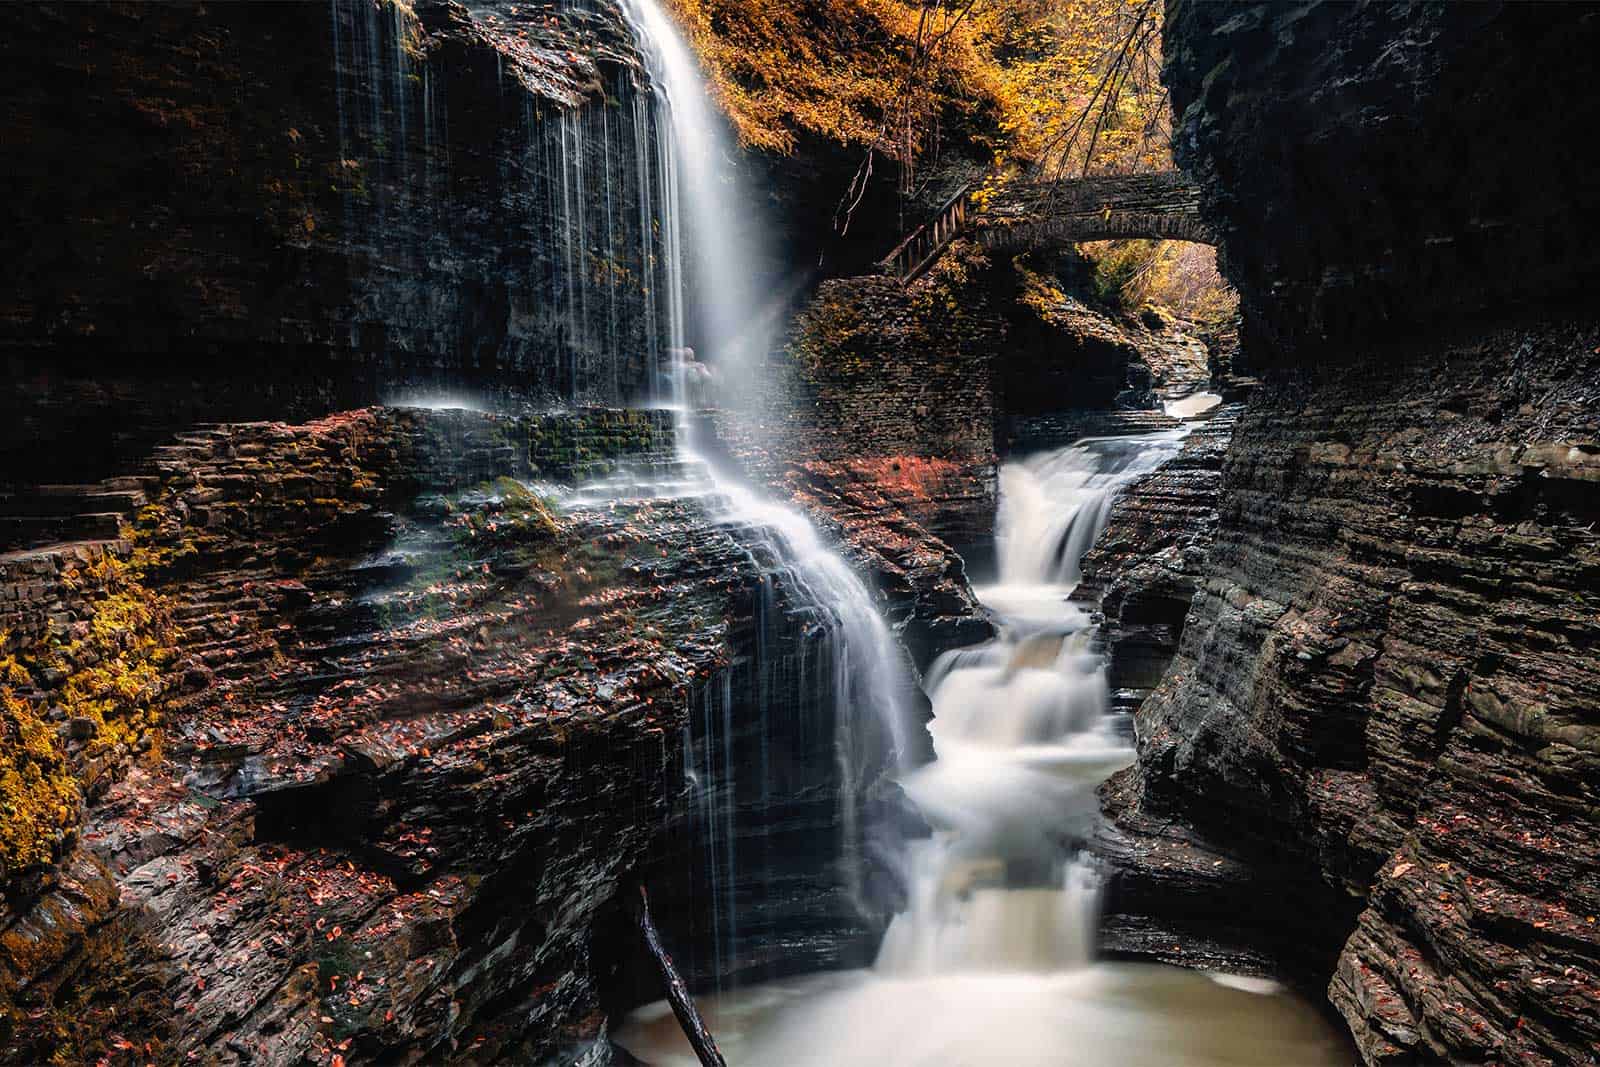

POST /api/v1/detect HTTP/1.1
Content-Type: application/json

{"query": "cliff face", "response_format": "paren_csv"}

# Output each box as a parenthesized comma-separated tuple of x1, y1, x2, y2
(0, 409, 688, 1063)
(1163, 1, 1600, 363)
(1097, 3, 1600, 1063)
(0, 405, 943, 1063)
(0, 6, 996, 1056)
(1080, 404, 1240, 710)
(0, 0, 673, 498)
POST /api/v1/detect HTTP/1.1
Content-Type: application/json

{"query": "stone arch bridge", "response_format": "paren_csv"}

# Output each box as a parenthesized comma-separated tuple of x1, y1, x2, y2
(880, 170, 1215, 284)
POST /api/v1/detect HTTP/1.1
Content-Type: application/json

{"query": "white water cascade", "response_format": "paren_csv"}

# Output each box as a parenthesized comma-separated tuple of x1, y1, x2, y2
(619, 433, 1350, 1065)
(876, 431, 1188, 976)
(618, 0, 913, 778)
(619, 0, 781, 397)
(602, 0, 916, 988)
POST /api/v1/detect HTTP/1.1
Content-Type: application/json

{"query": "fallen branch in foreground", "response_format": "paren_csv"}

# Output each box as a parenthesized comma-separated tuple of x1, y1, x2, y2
(632, 883, 727, 1067)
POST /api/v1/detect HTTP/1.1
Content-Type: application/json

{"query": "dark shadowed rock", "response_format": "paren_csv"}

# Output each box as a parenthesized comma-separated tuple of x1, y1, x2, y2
(1077, 5, 1600, 1064)
(1163, 1, 1600, 362)
(0, 0, 674, 501)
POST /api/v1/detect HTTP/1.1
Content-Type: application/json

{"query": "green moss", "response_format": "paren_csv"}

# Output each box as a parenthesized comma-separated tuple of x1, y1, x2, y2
(458, 478, 561, 543)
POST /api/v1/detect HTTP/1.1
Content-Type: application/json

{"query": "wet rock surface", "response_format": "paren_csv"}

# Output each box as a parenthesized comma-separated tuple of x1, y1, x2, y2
(1079, 405, 1240, 709)
(0, 0, 674, 500)
(1163, 1, 1600, 361)
(0, 406, 883, 1064)
(1070, 6, 1600, 1062)
(1103, 321, 1600, 1064)
(997, 260, 1213, 448)
(701, 410, 993, 682)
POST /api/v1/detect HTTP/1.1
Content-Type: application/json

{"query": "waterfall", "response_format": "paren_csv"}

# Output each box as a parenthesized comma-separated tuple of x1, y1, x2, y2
(609, 9, 1351, 1062)
(327, 0, 669, 406)
(876, 431, 1187, 975)
(618, 0, 781, 399)
(993, 432, 1189, 593)
(616, 431, 1351, 1067)
(614, 0, 915, 986)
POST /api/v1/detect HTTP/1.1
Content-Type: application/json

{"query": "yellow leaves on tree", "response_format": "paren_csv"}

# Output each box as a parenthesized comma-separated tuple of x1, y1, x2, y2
(665, 0, 998, 156)
(978, 0, 1170, 176)
(664, 0, 1169, 177)
(1080, 238, 1237, 326)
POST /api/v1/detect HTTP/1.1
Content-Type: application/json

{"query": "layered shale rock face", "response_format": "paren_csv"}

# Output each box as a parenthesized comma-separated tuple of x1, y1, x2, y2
(1079, 405, 1240, 711)
(0, 407, 866, 1063)
(0, 0, 673, 497)
(1098, 3, 1600, 1063)
(702, 411, 992, 671)
(1, 405, 982, 1063)
(1163, 1, 1600, 362)
(996, 258, 1212, 449)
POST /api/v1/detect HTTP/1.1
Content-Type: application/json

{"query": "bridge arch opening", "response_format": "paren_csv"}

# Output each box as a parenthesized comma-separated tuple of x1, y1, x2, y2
(993, 238, 1238, 454)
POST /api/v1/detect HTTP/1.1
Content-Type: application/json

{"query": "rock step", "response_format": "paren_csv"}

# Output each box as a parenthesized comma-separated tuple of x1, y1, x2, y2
(0, 489, 145, 517)
(1008, 408, 1185, 455)
(0, 512, 127, 545)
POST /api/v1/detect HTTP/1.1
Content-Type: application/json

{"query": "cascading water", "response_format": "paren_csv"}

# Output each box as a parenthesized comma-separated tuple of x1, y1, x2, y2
(585, 0, 917, 991)
(619, 432, 1349, 1065)
(992, 432, 1189, 595)
(876, 431, 1189, 977)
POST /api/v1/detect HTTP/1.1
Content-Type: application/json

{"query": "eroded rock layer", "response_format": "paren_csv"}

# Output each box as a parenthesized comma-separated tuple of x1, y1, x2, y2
(1163, 1, 1600, 360)
(1081, 5, 1600, 1062)
(1080, 404, 1240, 707)
(1, 0, 673, 503)
(1131, 323, 1600, 1063)
(0, 406, 912, 1064)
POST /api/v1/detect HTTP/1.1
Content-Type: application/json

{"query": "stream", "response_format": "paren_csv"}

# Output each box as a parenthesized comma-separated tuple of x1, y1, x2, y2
(616, 433, 1350, 1066)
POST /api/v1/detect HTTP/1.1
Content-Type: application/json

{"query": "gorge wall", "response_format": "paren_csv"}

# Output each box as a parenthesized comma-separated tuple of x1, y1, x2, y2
(1, 0, 673, 499)
(1100, 3, 1600, 1064)
(1, 406, 699, 1063)
(0, 402, 970, 1064)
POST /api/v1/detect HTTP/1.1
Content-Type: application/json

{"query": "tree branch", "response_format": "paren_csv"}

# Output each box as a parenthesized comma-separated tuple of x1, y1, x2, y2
(632, 883, 726, 1067)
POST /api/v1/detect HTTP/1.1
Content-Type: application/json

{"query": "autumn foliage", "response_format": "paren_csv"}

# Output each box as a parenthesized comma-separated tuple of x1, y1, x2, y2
(665, 0, 1169, 176)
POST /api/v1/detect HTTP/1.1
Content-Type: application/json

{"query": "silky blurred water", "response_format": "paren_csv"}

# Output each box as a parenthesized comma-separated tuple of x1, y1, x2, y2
(616, 964, 1349, 1066)
(619, 433, 1348, 1064)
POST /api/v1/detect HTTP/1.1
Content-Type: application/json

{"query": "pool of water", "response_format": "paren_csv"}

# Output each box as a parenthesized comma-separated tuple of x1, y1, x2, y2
(616, 964, 1351, 1066)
